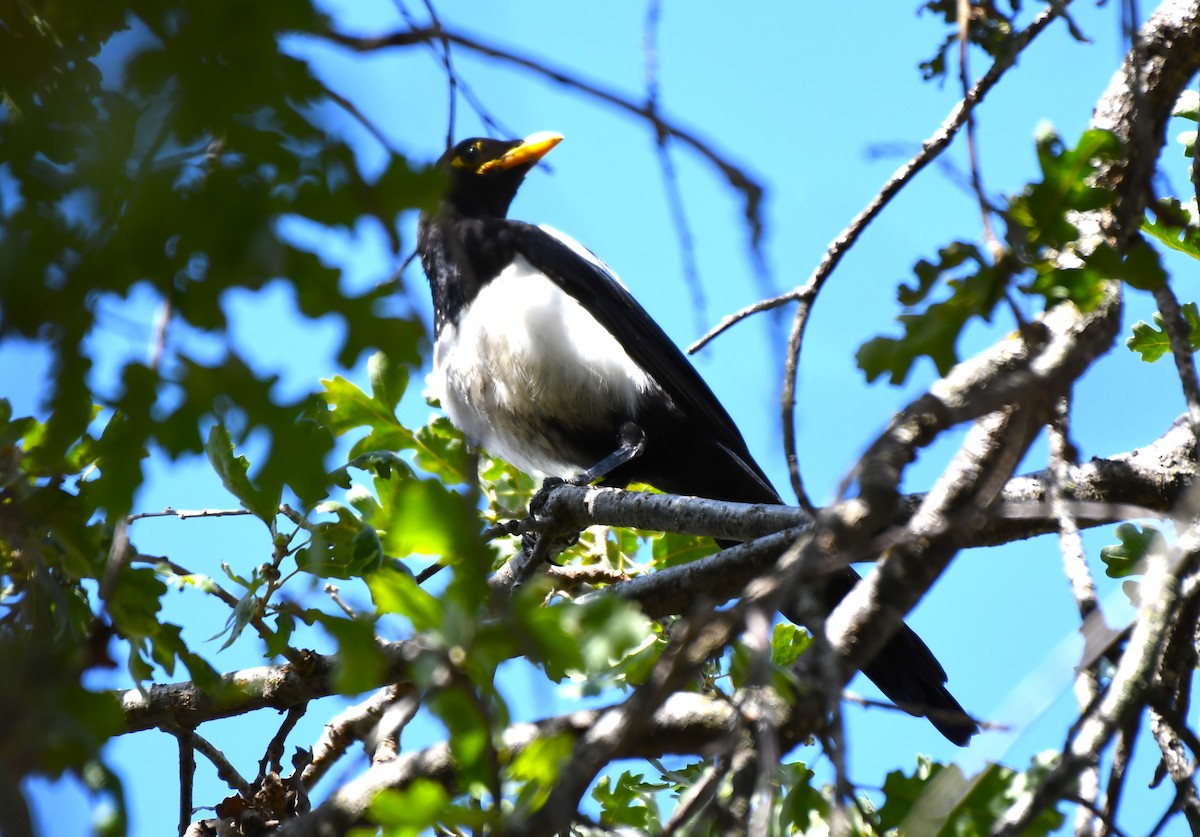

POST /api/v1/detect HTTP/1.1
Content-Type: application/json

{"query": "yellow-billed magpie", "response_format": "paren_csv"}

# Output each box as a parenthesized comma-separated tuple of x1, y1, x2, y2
(418, 132, 978, 745)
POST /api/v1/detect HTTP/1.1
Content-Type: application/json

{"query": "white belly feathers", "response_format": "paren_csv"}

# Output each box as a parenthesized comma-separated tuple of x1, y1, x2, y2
(431, 253, 656, 477)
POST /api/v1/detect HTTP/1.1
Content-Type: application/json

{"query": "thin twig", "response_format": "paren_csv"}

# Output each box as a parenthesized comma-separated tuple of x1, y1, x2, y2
(780, 287, 818, 515)
(415, 561, 446, 584)
(323, 25, 768, 256)
(643, 0, 707, 335)
(149, 299, 172, 372)
(842, 691, 1006, 732)
(177, 728, 195, 837)
(127, 506, 257, 522)
(421, 0, 457, 147)
(1061, 794, 1133, 837)
(324, 584, 357, 618)
(260, 705, 309, 781)
(1047, 397, 1109, 837)
(1146, 696, 1200, 837)
(1151, 281, 1200, 433)
(958, 0, 1002, 258)
(1195, 72, 1200, 209)
(189, 732, 254, 797)
(302, 687, 414, 790)
(658, 757, 727, 836)
(688, 1, 1064, 355)
(321, 82, 397, 153)
(370, 693, 421, 765)
(136, 555, 305, 666)
(393, 0, 513, 139)
(994, 526, 1200, 834)
(1101, 718, 1141, 836)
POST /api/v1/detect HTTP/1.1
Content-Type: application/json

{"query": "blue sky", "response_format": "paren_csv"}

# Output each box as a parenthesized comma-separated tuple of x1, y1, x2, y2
(8, 1, 1198, 834)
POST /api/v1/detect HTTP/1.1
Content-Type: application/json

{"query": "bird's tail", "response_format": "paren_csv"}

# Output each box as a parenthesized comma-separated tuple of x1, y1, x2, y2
(810, 568, 979, 746)
(857, 617, 979, 746)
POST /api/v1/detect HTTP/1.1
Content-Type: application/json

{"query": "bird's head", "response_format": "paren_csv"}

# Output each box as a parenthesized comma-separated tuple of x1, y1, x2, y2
(434, 131, 563, 219)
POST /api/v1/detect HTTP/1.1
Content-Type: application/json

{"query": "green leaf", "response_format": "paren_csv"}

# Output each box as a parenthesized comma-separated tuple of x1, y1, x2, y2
(321, 374, 402, 438)
(1143, 198, 1200, 261)
(878, 753, 1063, 836)
(369, 780, 451, 832)
(321, 615, 387, 694)
(650, 530, 717, 569)
(857, 299, 970, 383)
(88, 365, 156, 520)
(215, 591, 261, 651)
(515, 595, 656, 690)
(296, 504, 385, 579)
(1101, 523, 1165, 578)
(1126, 304, 1200, 362)
(367, 565, 444, 630)
(376, 475, 484, 560)
(1023, 128, 1121, 250)
(480, 454, 538, 518)
(1127, 319, 1172, 362)
(368, 351, 410, 413)
(1085, 240, 1167, 292)
(412, 417, 471, 484)
(592, 771, 666, 830)
(1024, 265, 1109, 311)
(771, 622, 813, 667)
(427, 688, 494, 788)
(1175, 89, 1200, 121)
(106, 567, 168, 642)
(777, 761, 830, 834)
(857, 247, 1006, 385)
(507, 732, 575, 814)
(205, 423, 280, 526)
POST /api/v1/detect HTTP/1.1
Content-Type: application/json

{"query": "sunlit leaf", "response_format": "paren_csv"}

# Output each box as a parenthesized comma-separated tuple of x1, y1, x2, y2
(1101, 523, 1166, 578)
(205, 423, 281, 527)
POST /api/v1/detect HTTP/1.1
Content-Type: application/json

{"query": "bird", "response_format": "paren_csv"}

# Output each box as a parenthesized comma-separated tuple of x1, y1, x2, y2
(417, 131, 979, 746)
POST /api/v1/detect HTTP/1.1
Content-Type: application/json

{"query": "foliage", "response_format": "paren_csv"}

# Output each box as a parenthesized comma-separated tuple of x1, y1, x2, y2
(857, 128, 1137, 384)
(917, 0, 1021, 82)
(1100, 523, 1166, 579)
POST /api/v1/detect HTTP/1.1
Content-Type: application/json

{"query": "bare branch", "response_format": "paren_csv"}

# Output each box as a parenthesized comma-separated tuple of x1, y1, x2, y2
(177, 729, 195, 837)
(321, 25, 768, 253)
(127, 506, 257, 522)
(1048, 401, 1105, 837)
(188, 732, 254, 797)
(687, 1, 1066, 355)
(113, 415, 1196, 737)
(828, 407, 1039, 683)
(1148, 703, 1200, 833)
(118, 643, 423, 734)
(993, 528, 1200, 834)
(641, 0, 707, 334)
(275, 694, 746, 837)
(301, 686, 412, 791)
(260, 705, 309, 782)
(1150, 280, 1200, 433)
(659, 757, 727, 836)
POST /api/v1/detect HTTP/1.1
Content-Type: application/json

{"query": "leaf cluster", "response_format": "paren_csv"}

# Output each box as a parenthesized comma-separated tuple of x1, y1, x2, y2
(857, 128, 1175, 384)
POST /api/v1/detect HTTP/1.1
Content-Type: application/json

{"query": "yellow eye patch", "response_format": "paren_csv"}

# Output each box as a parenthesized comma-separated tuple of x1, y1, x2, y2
(451, 141, 486, 170)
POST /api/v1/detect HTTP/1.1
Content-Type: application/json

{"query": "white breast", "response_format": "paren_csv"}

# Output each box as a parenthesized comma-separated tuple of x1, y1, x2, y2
(431, 254, 657, 477)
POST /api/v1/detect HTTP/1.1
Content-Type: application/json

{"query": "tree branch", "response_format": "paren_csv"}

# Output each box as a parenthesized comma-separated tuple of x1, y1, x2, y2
(687, 1, 1067, 355)
(320, 25, 768, 253)
(274, 693, 747, 837)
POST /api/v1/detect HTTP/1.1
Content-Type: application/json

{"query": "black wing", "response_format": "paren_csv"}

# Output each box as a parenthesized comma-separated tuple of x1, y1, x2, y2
(509, 223, 977, 745)
(509, 221, 777, 496)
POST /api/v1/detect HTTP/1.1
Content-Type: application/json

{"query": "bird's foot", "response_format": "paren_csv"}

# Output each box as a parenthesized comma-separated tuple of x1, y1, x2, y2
(525, 477, 579, 566)
(530, 476, 567, 517)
